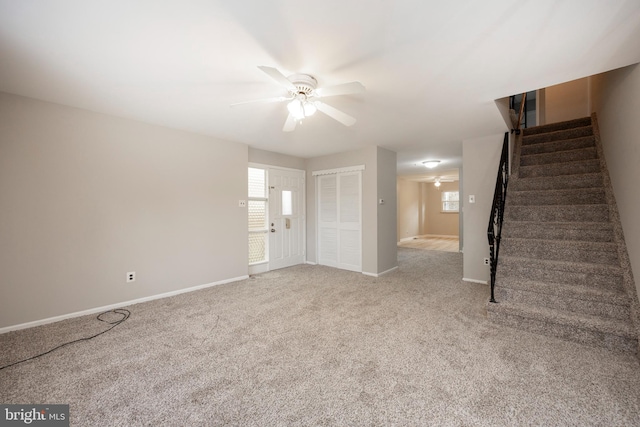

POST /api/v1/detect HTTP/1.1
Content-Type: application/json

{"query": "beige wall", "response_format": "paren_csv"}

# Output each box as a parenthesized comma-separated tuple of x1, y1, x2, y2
(248, 147, 305, 170)
(0, 92, 248, 329)
(306, 146, 397, 275)
(542, 77, 590, 124)
(397, 179, 421, 241)
(590, 63, 640, 300)
(462, 133, 505, 283)
(425, 181, 459, 236)
(376, 147, 398, 273)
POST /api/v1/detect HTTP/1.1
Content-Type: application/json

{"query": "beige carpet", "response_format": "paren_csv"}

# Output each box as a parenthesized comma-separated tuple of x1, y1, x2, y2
(1, 248, 639, 426)
(398, 236, 459, 252)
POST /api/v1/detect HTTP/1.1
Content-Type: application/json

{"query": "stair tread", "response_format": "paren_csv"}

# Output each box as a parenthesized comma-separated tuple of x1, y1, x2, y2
(522, 125, 594, 144)
(495, 278, 630, 305)
(502, 236, 617, 249)
(519, 158, 599, 168)
(521, 146, 596, 158)
(499, 255, 623, 274)
(488, 301, 636, 338)
(520, 135, 595, 155)
(512, 174, 603, 188)
(509, 187, 604, 195)
(523, 117, 592, 135)
(503, 220, 612, 229)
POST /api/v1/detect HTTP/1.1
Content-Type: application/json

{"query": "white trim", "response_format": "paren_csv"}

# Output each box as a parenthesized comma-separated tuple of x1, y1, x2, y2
(312, 164, 365, 176)
(249, 263, 269, 275)
(362, 266, 399, 277)
(249, 162, 305, 173)
(0, 275, 249, 334)
(305, 261, 317, 265)
(462, 278, 488, 285)
(399, 236, 419, 242)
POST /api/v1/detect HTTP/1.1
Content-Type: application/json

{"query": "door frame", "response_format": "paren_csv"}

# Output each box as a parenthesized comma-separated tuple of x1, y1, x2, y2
(248, 163, 306, 275)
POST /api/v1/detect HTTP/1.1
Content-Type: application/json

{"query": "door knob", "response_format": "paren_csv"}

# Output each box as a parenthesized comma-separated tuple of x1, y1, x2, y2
(271, 228, 276, 232)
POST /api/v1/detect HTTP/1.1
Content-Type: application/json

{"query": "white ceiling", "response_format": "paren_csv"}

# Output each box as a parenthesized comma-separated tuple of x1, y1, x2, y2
(1, 1, 639, 176)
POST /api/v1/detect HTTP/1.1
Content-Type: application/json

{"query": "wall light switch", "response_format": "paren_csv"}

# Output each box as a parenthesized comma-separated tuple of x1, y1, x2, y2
(469, 195, 475, 204)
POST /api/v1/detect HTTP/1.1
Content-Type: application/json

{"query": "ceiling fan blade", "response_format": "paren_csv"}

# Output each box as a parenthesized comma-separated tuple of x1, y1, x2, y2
(315, 81, 365, 97)
(258, 66, 297, 92)
(315, 101, 357, 127)
(283, 113, 297, 132)
(230, 96, 289, 107)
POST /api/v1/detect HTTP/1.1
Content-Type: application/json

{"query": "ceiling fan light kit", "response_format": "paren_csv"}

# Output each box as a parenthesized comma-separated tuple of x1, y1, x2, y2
(232, 66, 365, 132)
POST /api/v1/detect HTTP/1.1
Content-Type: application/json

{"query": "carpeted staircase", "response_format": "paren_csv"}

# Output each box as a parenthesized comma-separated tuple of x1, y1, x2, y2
(487, 116, 640, 353)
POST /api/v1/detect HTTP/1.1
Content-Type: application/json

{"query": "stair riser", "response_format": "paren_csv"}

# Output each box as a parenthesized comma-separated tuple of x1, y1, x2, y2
(506, 205, 609, 222)
(487, 308, 637, 353)
(495, 288, 631, 321)
(512, 175, 603, 192)
(519, 160, 600, 178)
(502, 226, 613, 242)
(523, 117, 592, 136)
(520, 147, 597, 166)
(498, 263, 624, 291)
(501, 244, 618, 265)
(509, 189, 605, 206)
(523, 126, 593, 145)
(520, 136, 595, 156)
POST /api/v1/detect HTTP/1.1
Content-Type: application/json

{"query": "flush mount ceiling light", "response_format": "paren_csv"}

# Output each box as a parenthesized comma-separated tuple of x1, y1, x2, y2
(434, 179, 441, 187)
(423, 160, 441, 168)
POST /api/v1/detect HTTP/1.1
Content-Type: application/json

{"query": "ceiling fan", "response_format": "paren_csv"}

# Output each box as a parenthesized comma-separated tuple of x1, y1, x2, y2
(231, 66, 365, 132)
(427, 177, 456, 187)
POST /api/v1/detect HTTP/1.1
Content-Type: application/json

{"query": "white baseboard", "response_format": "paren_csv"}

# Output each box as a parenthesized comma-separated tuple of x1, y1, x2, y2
(362, 266, 399, 278)
(305, 261, 317, 265)
(422, 234, 459, 239)
(249, 263, 269, 275)
(462, 278, 488, 285)
(0, 275, 249, 334)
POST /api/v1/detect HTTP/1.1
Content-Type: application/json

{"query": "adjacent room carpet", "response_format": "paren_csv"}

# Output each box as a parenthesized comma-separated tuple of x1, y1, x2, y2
(397, 236, 459, 252)
(1, 248, 639, 426)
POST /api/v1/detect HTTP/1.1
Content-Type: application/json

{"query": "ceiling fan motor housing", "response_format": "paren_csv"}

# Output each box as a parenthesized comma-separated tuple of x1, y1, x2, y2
(288, 74, 318, 95)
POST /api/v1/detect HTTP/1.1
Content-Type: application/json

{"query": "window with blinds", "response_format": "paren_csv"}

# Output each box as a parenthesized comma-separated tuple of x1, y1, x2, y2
(441, 191, 459, 212)
(248, 167, 268, 264)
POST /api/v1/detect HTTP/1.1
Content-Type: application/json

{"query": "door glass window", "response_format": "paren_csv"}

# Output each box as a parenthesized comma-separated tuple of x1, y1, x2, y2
(282, 190, 292, 215)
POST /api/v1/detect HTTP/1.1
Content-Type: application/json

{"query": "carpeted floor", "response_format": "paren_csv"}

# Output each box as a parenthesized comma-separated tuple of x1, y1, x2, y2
(1, 248, 639, 426)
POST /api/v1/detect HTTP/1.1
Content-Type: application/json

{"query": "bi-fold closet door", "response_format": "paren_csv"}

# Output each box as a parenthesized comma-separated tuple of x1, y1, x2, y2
(316, 169, 362, 272)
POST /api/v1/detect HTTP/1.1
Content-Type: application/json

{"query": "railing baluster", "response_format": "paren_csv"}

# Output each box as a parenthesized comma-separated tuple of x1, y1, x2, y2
(488, 132, 510, 303)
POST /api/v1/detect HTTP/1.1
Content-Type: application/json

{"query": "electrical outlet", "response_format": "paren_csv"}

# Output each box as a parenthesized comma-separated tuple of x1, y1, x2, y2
(126, 271, 136, 282)
(238, 200, 246, 207)
(483, 258, 490, 266)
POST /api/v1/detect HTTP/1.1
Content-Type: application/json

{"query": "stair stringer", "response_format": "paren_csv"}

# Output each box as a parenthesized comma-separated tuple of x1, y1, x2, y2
(591, 112, 640, 354)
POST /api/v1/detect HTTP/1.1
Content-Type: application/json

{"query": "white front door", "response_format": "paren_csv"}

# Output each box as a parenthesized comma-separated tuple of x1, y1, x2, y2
(268, 168, 305, 270)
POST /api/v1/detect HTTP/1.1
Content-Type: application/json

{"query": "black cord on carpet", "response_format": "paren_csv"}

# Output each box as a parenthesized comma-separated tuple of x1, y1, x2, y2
(0, 308, 130, 371)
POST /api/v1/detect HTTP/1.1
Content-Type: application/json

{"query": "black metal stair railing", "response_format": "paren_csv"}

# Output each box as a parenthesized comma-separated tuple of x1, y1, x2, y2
(488, 132, 510, 303)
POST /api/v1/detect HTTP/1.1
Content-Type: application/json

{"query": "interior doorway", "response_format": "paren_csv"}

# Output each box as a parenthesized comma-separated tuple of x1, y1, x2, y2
(396, 169, 460, 253)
